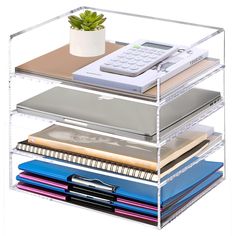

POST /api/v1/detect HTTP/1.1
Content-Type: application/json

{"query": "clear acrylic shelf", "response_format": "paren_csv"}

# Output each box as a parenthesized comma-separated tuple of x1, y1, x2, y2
(9, 5, 225, 229)
(11, 138, 224, 186)
(11, 97, 224, 147)
(13, 59, 225, 106)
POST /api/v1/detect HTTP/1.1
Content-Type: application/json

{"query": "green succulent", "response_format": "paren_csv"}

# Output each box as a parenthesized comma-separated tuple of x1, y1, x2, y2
(68, 10, 106, 31)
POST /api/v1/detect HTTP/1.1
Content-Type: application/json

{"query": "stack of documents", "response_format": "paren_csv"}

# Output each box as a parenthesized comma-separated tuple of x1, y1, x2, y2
(16, 124, 221, 182)
(16, 159, 222, 224)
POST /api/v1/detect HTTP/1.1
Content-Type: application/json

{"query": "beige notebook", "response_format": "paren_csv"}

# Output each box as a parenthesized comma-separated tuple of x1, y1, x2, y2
(16, 42, 219, 100)
(28, 124, 210, 171)
(146, 58, 219, 97)
(160, 133, 221, 178)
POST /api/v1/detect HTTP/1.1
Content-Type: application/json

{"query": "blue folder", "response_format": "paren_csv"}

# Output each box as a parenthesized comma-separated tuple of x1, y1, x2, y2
(18, 159, 223, 206)
(162, 171, 223, 220)
(16, 170, 222, 218)
(17, 169, 222, 220)
(17, 174, 158, 217)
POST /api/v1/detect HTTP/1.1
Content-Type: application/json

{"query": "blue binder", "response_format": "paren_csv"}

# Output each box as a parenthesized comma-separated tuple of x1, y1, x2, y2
(162, 171, 223, 220)
(18, 159, 223, 206)
(16, 170, 222, 218)
(16, 173, 158, 216)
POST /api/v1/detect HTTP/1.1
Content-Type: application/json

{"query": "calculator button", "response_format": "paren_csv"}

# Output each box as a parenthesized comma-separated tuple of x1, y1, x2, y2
(143, 58, 152, 63)
(135, 56, 142, 60)
(131, 52, 139, 56)
(137, 62, 145, 66)
(121, 64, 129, 69)
(126, 55, 134, 60)
(128, 59, 137, 65)
(148, 55, 158, 59)
(138, 49, 145, 53)
(130, 66, 139, 70)
(120, 58, 128, 63)
(113, 63, 121, 67)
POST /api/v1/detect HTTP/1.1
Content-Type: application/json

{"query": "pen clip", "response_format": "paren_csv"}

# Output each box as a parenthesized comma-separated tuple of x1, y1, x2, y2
(156, 47, 187, 73)
(71, 175, 117, 192)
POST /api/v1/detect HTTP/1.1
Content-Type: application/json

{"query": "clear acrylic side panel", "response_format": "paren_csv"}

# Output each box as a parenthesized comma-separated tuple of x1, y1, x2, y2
(158, 30, 225, 228)
(9, 6, 225, 229)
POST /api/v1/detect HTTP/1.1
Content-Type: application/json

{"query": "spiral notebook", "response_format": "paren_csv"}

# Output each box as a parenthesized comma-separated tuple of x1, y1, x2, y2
(16, 139, 210, 181)
(16, 132, 221, 181)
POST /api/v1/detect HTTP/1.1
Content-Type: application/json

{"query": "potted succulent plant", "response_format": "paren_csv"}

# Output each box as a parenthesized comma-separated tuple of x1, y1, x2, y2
(68, 10, 106, 57)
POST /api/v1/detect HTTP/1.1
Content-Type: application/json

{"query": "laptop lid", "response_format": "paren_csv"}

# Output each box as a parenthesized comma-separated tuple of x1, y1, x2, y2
(17, 87, 220, 137)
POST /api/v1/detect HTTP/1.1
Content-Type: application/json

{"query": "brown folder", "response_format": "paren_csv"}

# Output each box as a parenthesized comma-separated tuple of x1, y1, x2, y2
(16, 42, 123, 81)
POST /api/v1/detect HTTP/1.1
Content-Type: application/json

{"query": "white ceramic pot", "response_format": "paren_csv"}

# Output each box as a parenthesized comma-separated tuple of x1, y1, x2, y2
(69, 28, 105, 57)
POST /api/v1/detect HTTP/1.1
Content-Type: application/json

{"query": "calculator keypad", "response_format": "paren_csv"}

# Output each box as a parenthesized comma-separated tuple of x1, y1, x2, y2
(100, 45, 172, 76)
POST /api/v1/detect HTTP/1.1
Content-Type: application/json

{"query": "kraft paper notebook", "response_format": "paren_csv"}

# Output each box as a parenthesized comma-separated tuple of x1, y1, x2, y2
(15, 42, 123, 81)
(15, 42, 220, 101)
(26, 124, 212, 171)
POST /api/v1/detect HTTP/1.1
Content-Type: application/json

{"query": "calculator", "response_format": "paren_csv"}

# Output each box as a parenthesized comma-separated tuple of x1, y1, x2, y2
(100, 40, 178, 77)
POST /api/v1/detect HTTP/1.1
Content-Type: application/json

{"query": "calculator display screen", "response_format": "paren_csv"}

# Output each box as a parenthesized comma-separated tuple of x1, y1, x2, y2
(142, 42, 173, 50)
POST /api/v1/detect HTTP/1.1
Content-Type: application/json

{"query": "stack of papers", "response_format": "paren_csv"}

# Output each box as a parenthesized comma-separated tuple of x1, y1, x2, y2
(16, 159, 223, 224)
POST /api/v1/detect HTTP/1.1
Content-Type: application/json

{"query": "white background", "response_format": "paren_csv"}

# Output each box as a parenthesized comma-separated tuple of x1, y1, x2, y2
(0, 0, 236, 235)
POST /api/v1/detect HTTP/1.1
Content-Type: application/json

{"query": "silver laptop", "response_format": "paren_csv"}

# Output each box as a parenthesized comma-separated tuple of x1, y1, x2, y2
(17, 87, 221, 140)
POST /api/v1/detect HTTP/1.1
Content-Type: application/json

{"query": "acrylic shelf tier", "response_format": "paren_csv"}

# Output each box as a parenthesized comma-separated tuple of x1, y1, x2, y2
(11, 138, 224, 186)
(9, 6, 225, 229)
